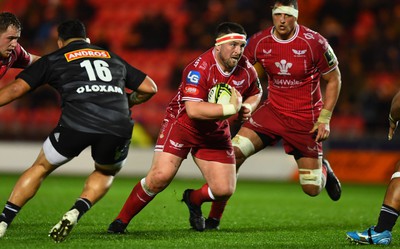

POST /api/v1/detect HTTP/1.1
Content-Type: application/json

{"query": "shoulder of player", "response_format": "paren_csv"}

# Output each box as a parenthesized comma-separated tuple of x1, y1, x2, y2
(238, 55, 255, 72)
(234, 56, 258, 84)
(184, 49, 214, 73)
(12, 43, 28, 57)
(246, 27, 273, 50)
(297, 24, 327, 42)
(249, 26, 273, 40)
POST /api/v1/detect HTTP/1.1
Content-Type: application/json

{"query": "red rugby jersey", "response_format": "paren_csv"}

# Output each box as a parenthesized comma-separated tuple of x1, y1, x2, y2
(0, 43, 31, 79)
(166, 48, 261, 135)
(244, 24, 338, 121)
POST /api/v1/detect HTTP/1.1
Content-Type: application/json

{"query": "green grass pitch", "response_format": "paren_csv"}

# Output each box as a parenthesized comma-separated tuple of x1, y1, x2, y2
(0, 174, 395, 248)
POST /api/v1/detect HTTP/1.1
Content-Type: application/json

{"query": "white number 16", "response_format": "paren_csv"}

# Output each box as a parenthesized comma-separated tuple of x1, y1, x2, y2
(80, 59, 112, 82)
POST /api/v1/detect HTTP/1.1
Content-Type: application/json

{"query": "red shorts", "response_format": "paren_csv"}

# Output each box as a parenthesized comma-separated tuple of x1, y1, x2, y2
(243, 102, 322, 158)
(155, 118, 235, 164)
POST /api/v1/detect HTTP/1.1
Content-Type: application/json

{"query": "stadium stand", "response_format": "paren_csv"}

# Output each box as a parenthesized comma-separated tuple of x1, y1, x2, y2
(1, 0, 400, 147)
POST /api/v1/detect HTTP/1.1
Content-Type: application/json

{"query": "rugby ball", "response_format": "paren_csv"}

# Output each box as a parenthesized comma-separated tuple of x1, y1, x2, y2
(208, 83, 232, 104)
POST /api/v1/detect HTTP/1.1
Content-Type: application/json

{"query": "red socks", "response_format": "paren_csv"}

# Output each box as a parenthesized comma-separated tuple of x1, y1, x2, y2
(191, 183, 227, 220)
(116, 181, 154, 224)
(189, 184, 213, 206)
(209, 200, 227, 220)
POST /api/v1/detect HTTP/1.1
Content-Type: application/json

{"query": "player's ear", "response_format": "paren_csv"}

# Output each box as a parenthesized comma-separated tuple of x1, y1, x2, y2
(57, 39, 64, 49)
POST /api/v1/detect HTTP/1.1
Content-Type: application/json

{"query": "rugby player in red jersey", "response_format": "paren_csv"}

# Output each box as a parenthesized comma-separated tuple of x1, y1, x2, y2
(202, 0, 343, 230)
(0, 12, 40, 79)
(107, 22, 262, 233)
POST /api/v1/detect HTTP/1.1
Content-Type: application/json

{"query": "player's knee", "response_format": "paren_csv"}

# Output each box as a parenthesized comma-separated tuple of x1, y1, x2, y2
(145, 177, 168, 193)
(95, 159, 126, 176)
(145, 169, 174, 193)
(233, 146, 245, 169)
(299, 168, 323, 196)
(209, 184, 235, 200)
(393, 161, 400, 173)
(389, 161, 400, 180)
(140, 178, 157, 196)
(391, 167, 400, 179)
(301, 184, 321, 197)
(232, 135, 255, 161)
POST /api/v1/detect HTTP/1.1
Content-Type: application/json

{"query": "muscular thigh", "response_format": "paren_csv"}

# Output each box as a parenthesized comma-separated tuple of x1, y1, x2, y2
(281, 117, 322, 159)
(192, 140, 235, 164)
(91, 134, 131, 164)
(156, 118, 234, 164)
(155, 119, 191, 159)
(194, 156, 236, 191)
(48, 125, 92, 159)
(245, 103, 322, 158)
(145, 151, 184, 190)
(241, 103, 283, 149)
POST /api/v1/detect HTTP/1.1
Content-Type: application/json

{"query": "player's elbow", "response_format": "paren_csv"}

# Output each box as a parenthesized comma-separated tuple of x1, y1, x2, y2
(143, 76, 158, 95)
(0, 79, 30, 106)
(148, 83, 158, 95)
(185, 102, 201, 119)
(186, 108, 198, 119)
(9, 79, 30, 98)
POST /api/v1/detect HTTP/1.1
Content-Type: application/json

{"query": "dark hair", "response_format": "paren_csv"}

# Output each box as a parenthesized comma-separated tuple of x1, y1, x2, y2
(215, 22, 247, 39)
(273, 0, 298, 10)
(0, 12, 21, 33)
(57, 19, 86, 40)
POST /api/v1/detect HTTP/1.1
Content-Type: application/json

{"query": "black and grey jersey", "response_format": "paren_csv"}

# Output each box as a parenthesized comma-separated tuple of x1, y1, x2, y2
(17, 40, 146, 138)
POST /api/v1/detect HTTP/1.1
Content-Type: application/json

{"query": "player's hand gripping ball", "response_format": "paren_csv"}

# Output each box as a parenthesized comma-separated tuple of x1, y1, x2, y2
(208, 83, 232, 104)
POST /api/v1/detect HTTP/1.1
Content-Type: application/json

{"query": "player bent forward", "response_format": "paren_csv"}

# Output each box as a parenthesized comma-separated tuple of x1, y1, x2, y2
(0, 19, 157, 242)
(107, 22, 262, 233)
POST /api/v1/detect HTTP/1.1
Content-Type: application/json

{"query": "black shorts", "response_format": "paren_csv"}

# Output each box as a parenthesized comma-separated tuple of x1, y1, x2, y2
(49, 125, 131, 164)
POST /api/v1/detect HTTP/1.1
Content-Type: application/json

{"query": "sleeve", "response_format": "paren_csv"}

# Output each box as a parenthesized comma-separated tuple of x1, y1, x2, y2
(243, 34, 258, 65)
(123, 59, 147, 91)
(180, 63, 209, 102)
(245, 77, 262, 98)
(16, 57, 48, 90)
(242, 61, 262, 99)
(314, 35, 339, 75)
(11, 43, 32, 69)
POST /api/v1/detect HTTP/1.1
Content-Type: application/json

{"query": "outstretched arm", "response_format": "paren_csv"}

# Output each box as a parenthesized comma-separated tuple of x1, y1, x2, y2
(0, 78, 31, 107)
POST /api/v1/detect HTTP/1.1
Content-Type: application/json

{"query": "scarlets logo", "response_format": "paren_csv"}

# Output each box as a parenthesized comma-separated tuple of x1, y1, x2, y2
(169, 139, 184, 150)
(65, 49, 110, 62)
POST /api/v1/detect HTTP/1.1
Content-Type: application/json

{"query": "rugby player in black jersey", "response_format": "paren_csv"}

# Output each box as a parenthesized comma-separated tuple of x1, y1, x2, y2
(0, 19, 157, 242)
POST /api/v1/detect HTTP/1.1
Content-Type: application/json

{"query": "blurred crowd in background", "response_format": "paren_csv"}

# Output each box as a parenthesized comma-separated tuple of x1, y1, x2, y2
(0, 0, 399, 149)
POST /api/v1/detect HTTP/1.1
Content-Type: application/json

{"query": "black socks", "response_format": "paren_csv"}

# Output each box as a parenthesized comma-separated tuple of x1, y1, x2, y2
(375, 204, 399, 232)
(71, 198, 92, 221)
(0, 201, 21, 225)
